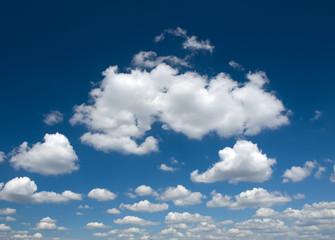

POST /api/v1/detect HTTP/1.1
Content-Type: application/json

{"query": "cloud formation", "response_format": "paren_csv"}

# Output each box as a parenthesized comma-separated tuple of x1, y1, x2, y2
(283, 161, 316, 183)
(0, 177, 81, 203)
(43, 110, 64, 126)
(9, 133, 79, 175)
(165, 212, 213, 224)
(120, 200, 168, 212)
(71, 62, 288, 155)
(114, 216, 160, 226)
(191, 140, 276, 183)
(159, 185, 205, 206)
(88, 188, 117, 201)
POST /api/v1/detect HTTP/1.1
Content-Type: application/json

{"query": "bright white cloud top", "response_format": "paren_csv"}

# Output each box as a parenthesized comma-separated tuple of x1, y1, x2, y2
(283, 161, 316, 183)
(9, 133, 79, 175)
(191, 140, 276, 183)
(71, 63, 288, 155)
(87, 188, 117, 201)
(159, 185, 205, 206)
(120, 200, 169, 212)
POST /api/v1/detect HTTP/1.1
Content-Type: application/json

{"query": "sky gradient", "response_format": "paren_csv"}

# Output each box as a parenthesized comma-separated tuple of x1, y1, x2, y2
(0, 1, 335, 239)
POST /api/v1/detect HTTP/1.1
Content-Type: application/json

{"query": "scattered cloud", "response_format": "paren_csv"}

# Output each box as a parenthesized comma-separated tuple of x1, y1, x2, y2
(120, 200, 168, 212)
(229, 60, 244, 71)
(0, 208, 16, 215)
(207, 188, 291, 210)
(86, 222, 108, 229)
(106, 208, 121, 214)
(310, 110, 322, 121)
(0, 176, 82, 203)
(314, 165, 326, 179)
(159, 163, 177, 172)
(0, 223, 11, 231)
(5, 216, 16, 221)
(0, 151, 5, 163)
(114, 216, 160, 226)
(12, 233, 42, 239)
(78, 205, 91, 209)
(43, 110, 64, 126)
(330, 165, 335, 182)
(134, 185, 155, 196)
(293, 193, 306, 200)
(70, 61, 288, 155)
(191, 140, 276, 183)
(88, 188, 117, 201)
(159, 185, 205, 206)
(9, 133, 79, 175)
(165, 212, 213, 224)
(283, 161, 316, 183)
(35, 217, 57, 230)
(132, 51, 189, 68)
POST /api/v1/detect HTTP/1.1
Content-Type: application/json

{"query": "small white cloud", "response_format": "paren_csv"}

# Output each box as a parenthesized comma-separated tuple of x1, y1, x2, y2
(164, 212, 213, 224)
(78, 205, 91, 209)
(0, 223, 11, 231)
(314, 166, 326, 179)
(0, 151, 5, 163)
(191, 140, 276, 183)
(5, 216, 16, 221)
(36, 217, 57, 230)
(120, 200, 168, 212)
(114, 216, 160, 226)
(57, 226, 68, 231)
(135, 185, 154, 196)
(0, 208, 16, 215)
(106, 208, 121, 214)
(9, 133, 79, 175)
(88, 188, 117, 201)
(293, 193, 306, 200)
(132, 51, 189, 68)
(159, 185, 205, 206)
(0, 176, 81, 204)
(228, 60, 244, 71)
(283, 161, 316, 183)
(159, 164, 177, 172)
(330, 165, 335, 182)
(253, 207, 277, 218)
(310, 110, 322, 121)
(207, 188, 291, 210)
(43, 110, 64, 126)
(76, 212, 83, 216)
(86, 222, 108, 229)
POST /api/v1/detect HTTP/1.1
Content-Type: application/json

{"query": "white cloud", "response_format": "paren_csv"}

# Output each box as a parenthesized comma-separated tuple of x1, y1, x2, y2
(235, 218, 289, 232)
(78, 205, 91, 209)
(191, 140, 276, 183)
(114, 216, 160, 226)
(330, 165, 335, 182)
(57, 226, 68, 231)
(310, 110, 322, 121)
(283, 161, 316, 183)
(315, 166, 326, 179)
(5, 216, 16, 221)
(159, 185, 205, 206)
(0, 176, 81, 203)
(135, 185, 154, 196)
(106, 208, 121, 214)
(160, 227, 184, 238)
(132, 51, 189, 68)
(253, 207, 277, 218)
(9, 133, 79, 175)
(159, 164, 176, 172)
(293, 193, 306, 200)
(86, 222, 108, 229)
(155, 27, 214, 53)
(0, 151, 5, 163)
(120, 200, 168, 212)
(165, 212, 213, 224)
(0, 208, 16, 215)
(36, 217, 57, 230)
(43, 110, 64, 125)
(207, 188, 291, 210)
(0, 223, 11, 231)
(70, 61, 288, 155)
(88, 188, 117, 201)
(12, 233, 43, 239)
(229, 60, 244, 71)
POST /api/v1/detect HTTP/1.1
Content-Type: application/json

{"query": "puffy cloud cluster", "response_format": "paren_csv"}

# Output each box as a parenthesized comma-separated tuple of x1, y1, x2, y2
(70, 61, 288, 155)
(35, 217, 57, 230)
(87, 188, 117, 201)
(207, 188, 291, 210)
(9, 133, 79, 175)
(86, 222, 108, 229)
(159, 185, 205, 206)
(114, 216, 160, 226)
(134, 185, 156, 196)
(283, 161, 316, 183)
(120, 200, 168, 212)
(165, 212, 213, 224)
(0, 177, 81, 203)
(191, 140, 276, 183)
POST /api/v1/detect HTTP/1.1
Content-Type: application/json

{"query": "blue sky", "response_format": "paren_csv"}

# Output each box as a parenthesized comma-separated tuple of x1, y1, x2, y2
(0, 0, 335, 239)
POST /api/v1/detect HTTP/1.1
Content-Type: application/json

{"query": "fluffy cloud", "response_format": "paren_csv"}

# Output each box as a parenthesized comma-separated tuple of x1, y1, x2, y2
(9, 133, 79, 175)
(0, 223, 11, 231)
(5, 216, 16, 221)
(86, 222, 108, 229)
(114, 216, 160, 226)
(70, 60, 288, 155)
(35, 217, 57, 230)
(191, 140, 276, 183)
(0, 177, 82, 203)
(207, 188, 291, 210)
(159, 185, 205, 206)
(165, 212, 213, 224)
(134, 185, 154, 196)
(159, 164, 176, 172)
(283, 161, 316, 183)
(106, 208, 121, 214)
(43, 110, 64, 125)
(0, 208, 16, 215)
(132, 51, 189, 68)
(120, 200, 168, 212)
(0, 151, 5, 163)
(12, 233, 43, 239)
(88, 188, 117, 201)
